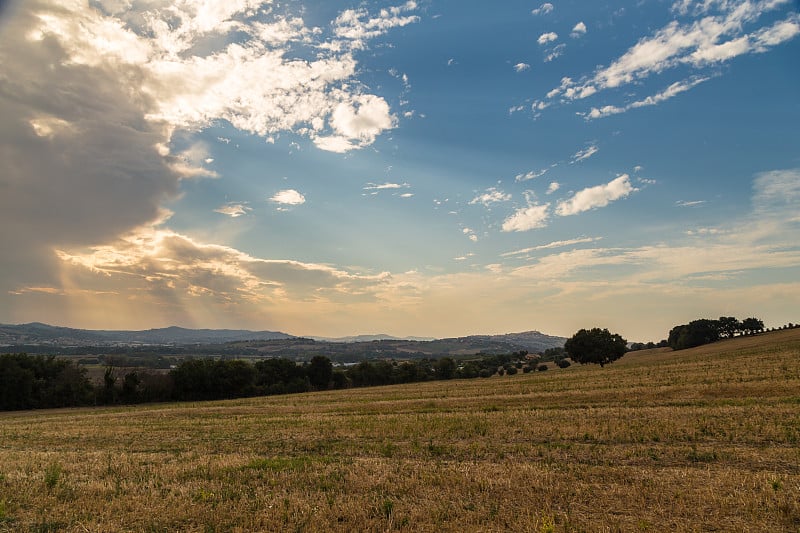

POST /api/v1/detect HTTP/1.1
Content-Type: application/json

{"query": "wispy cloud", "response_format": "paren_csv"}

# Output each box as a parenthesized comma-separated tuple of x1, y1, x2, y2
(571, 144, 599, 163)
(752, 168, 800, 219)
(675, 200, 707, 207)
(546, 182, 560, 194)
(331, 1, 419, 50)
(544, 44, 566, 62)
(515, 169, 548, 182)
(536, 2, 799, 115)
(469, 187, 512, 207)
(215, 203, 252, 217)
(502, 237, 602, 257)
(556, 175, 636, 216)
(364, 182, 410, 191)
(585, 77, 709, 119)
(514, 62, 531, 72)
(532, 3, 554, 16)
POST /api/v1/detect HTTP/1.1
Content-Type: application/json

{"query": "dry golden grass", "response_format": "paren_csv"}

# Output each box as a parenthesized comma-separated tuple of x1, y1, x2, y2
(1, 329, 799, 532)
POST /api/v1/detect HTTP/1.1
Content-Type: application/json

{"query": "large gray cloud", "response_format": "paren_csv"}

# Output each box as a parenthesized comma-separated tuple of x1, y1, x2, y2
(0, 1, 177, 293)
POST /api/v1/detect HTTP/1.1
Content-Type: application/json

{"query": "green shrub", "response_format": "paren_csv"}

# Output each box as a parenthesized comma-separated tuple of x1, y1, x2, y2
(44, 462, 62, 490)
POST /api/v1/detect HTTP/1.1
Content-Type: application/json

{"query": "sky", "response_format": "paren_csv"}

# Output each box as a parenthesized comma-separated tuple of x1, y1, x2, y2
(1, 0, 798, 342)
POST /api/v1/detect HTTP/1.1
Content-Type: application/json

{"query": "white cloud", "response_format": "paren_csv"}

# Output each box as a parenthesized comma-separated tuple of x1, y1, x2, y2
(328, 94, 397, 147)
(514, 63, 531, 72)
(502, 204, 551, 232)
(469, 187, 512, 207)
(686, 227, 723, 236)
(532, 3, 554, 16)
(546, 182, 560, 194)
(556, 175, 636, 216)
(543, 44, 566, 62)
(364, 182, 409, 190)
(586, 77, 709, 119)
(462, 228, 478, 242)
(502, 237, 602, 257)
(571, 22, 587, 38)
(571, 144, 599, 163)
(515, 169, 548, 182)
(331, 1, 419, 50)
(537, 32, 558, 45)
(312, 136, 356, 153)
(675, 200, 707, 207)
(215, 203, 252, 217)
(26, 0, 415, 155)
(538, 2, 799, 114)
(593, 7, 795, 89)
(270, 189, 306, 206)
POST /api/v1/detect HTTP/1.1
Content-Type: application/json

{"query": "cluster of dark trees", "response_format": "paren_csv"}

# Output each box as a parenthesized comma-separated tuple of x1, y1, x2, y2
(0, 353, 94, 410)
(0, 350, 559, 411)
(628, 340, 670, 351)
(668, 316, 764, 350)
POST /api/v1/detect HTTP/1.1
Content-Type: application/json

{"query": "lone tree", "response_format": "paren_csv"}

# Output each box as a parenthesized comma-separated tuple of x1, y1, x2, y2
(564, 328, 627, 367)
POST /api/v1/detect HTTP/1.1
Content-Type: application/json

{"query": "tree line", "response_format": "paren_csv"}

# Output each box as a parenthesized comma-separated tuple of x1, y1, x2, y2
(0, 351, 557, 411)
(667, 316, 764, 350)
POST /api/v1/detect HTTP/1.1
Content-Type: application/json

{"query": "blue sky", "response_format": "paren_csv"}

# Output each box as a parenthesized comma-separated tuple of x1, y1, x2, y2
(1, 0, 798, 341)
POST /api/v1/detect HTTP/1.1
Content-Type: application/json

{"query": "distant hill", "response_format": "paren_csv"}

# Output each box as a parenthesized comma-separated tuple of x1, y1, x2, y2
(0, 323, 565, 360)
(0, 323, 293, 346)
(311, 334, 436, 343)
(446, 330, 567, 354)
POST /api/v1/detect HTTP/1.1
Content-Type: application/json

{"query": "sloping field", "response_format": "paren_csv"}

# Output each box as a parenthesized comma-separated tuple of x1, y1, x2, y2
(1, 329, 799, 532)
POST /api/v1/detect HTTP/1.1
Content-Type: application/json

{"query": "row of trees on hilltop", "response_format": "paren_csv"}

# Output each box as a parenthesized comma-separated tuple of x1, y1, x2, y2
(668, 316, 764, 350)
(560, 315, 773, 366)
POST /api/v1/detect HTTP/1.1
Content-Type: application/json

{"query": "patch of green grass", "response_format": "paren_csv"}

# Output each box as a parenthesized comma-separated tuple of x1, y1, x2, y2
(44, 462, 62, 490)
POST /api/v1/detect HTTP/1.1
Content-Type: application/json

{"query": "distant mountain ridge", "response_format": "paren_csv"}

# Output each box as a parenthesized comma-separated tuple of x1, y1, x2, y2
(0, 323, 293, 345)
(310, 334, 436, 343)
(0, 323, 566, 355)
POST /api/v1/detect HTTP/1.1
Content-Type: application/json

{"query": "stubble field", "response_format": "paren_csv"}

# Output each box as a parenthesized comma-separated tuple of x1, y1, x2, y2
(1, 329, 799, 532)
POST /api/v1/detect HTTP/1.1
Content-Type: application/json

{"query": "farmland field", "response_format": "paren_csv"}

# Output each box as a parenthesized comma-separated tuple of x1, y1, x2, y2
(1, 329, 799, 532)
